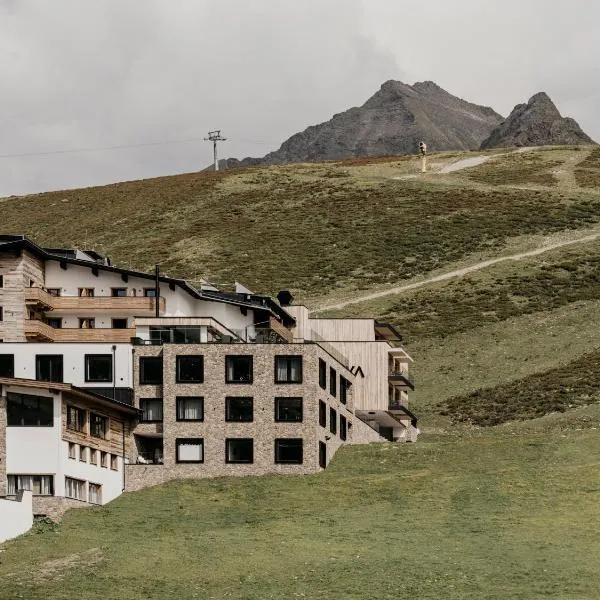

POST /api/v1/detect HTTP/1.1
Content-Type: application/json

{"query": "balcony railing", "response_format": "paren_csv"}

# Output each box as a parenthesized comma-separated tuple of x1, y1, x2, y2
(135, 451, 164, 465)
(388, 371, 415, 390)
(25, 287, 165, 315)
(24, 319, 135, 342)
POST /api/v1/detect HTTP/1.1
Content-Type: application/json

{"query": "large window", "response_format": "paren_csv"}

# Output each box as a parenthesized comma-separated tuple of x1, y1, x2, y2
(139, 356, 163, 385)
(140, 398, 163, 423)
(329, 367, 337, 397)
(7, 475, 54, 496)
(65, 477, 86, 501)
(176, 355, 204, 383)
(85, 354, 113, 383)
(275, 397, 303, 422)
(319, 400, 327, 428)
(226, 438, 254, 464)
(340, 377, 350, 405)
(35, 354, 63, 383)
(319, 358, 327, 390)
(7, 392, 53, 427)
(112, 318, 128, 329)
(225, 397, 253, 422)
(340, 415, 348, 441)
(274, 356, 303, 383)
(176, 397, 204, 421)
(226, 355, 253, 383)
(88, 483, 102, 505)
(111, 288, 127, 297)
(67, 405, 86, 432)
(0, 354, 14, 377)
(329, 408, 337, 435)
(176, 438, 204, 463)
(90, 413, 108, 438)
(275, 439, 303, 464)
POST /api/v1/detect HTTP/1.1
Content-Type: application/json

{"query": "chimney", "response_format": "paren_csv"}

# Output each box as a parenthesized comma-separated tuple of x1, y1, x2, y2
(277, 290, 294, 307)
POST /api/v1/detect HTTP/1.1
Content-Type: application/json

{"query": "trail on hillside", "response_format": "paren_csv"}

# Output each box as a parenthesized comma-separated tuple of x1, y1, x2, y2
(315, 231, 600, 312)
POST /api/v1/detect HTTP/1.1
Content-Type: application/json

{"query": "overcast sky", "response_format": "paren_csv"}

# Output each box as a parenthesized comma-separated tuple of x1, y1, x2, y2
(1, 0, 598, 197)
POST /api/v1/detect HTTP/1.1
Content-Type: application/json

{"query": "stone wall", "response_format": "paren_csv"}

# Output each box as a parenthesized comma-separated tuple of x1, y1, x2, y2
(0, 395, 6, 496)
(32, 496, 91, 522)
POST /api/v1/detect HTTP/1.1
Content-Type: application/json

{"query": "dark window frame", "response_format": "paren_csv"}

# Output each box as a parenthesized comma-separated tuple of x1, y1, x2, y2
(176, 396, 204, 422)
(139, 356, 163, 385)
(35, 354, 64, 383)
(340, 376, 350, 404)
(225, 355, 253, 384)
(329, 367, 337, 397)
(143, 288, 157, 297)
(84, 354, 113, 383)
(340, 415, 347, 441)
(318, 358, 327, 390)
(175, 438, 205, 464)
(225, 438, 254, 464)
(112, 318, 128, 329)
(225, 396, 254, 422)
(274, 355, 303, 384)
(329, 408, 337, 435)
(176, 355, 204, 384)
(0, 354, 15, 378)
(7, 392, 54, 427)
(7, 474, 55, 497)
(319, 441, 327, 469)
(111, 288, 127, 297)
(274, 438, 304, 464)
(67, 405, 86, 433)
(90, 412, 108, 439)
(318, 400, 327, 428)
(274, 397, 303, 423)
(140, 398, 164, 423)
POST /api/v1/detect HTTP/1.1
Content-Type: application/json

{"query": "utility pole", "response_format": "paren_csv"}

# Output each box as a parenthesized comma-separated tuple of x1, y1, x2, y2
(204, 130, 227, 171)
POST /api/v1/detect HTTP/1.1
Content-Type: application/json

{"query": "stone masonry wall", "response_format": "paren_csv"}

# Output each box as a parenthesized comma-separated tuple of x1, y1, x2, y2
(32, 496, 91, 521)
(0, 395, 6, 496)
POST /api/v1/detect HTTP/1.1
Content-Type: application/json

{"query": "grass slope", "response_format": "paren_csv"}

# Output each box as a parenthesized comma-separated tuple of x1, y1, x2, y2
(2, 409, 600, 599)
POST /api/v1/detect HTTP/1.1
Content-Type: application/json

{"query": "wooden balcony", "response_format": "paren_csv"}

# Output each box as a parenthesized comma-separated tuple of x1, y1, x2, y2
(25, 287, 165, 315)
(24, 319, 135, 342)
(267, 317, 293, 344)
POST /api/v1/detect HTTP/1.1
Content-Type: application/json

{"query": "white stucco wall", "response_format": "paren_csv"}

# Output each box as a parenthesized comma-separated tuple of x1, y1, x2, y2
(0, 491, 33, 543)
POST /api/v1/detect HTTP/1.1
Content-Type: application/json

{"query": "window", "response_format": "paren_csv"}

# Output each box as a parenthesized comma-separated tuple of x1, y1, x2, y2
(100, 451, 108, 468)
(226, 438, 254, 464)
(176, 355, 204, 383)
(139, 356, 163, 385)
(225, 397, 253, 422)
(176, 397, 204, 421)
(110, 454, 118, 470)
(340, 377, 350, 405)
(319, 400, 327, 428)
(226, 355, 253, 383)
(67, 406, 86, 432)
(319, 441, 327, 469)
(85, 354, 113, 383)
(7, 392, 53, 426)
(176, 438, 204, 463)
(274, 356, 303, 383)
(140, 398, 163, 423)
(0, 306, 3, 321)
(46, 318, 62, 329)
(79, 318, 95, 329)
(0, 274, 3, 287)
(111, 288, 127, 297)
(275, 439, 303, 464)
(340, 415, 347, 441)
(329, 367, 337, 397)
(143, 288, 157, 297)
(46, 288, 61, 297)
(0, 354, 14, 377)
(319, 358, 327, 390)
(90, 449, 98, 465)
(79, 446, 88, 462)
(275, 397, 303, 422)
(78, 288, 94, 297)
(88, 483, 102, 505)
(65, 477, 86, 501)
(68, 442, 76, 459)
(112, 318, 128, 329)
(90, 413, 108, 438)
(35, 354, 63, 383)
(329, 408, 337, 435)
(7, 475, 54, 496)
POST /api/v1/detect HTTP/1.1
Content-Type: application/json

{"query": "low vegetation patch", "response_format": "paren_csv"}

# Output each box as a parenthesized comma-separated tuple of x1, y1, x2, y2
(575, 147, 600, 188)
(440, 349, 600, 426)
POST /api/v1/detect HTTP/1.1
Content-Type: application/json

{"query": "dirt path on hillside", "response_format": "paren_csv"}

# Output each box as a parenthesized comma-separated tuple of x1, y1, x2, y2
(315, 231, 600, 312)
(439, 155, 492, 173)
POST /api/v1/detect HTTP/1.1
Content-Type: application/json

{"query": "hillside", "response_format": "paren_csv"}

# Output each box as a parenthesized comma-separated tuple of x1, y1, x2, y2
(224, 80, 503, 166)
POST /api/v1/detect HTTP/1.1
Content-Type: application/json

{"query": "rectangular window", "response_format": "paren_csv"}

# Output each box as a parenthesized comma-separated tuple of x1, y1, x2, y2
(329, 408, 337, 435)
(275, 397, 303, 422)
(100, 451, 108, 468)
(0, 354, 15, 377)
(139, 356, 163, 385)
(90, 449, 98, 465)
(78, 288, 94, 297)
(225, 397, 253, 422)
(176, 355, 204, 383)
(68, 442, 76, 459)
(7, 392, 54, 427)
(319, 400, 327, 428)
(46, 318, 62, 329)
(0, 274, 3, 288)
(112, 318, 128, 329)
(85, 354, 113, 383)
(319, 358, 327, 390)
(0, 306, 3, 321)
(319, 441, 327, 469)
(65, 477, 86, 501)
(90, 413, 108, 438)
(88, 483, 102, 505)
(340, 376, 350, 405)
(79, 446, 87, 462)
(275, 439, 303, 464)
(274, 356, 303, 383)
(176, 438, 204, 463)
(35, 354, 63, 383)
(7, 475, 54, 496)
(225, 355, 253, 383)
(111, 288, 127, 297)
(143, 288, 157, 297)
(110, 454, 118, 470)
(340, 415, 347, 441)
(329, 367, 337, 397)
(140, 398, 163, 423)
(226, 438, 254, 464)
(46, 288, 61, 297)
(78, 318, 95, 329)
(176, 397, 204, 421)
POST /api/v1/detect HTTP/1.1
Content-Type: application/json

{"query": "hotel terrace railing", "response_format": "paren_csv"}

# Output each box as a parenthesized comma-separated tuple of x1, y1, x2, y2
(24, 287, 165, 314)
(388, 371, 415, 390)
(24, 319, 135, 343)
